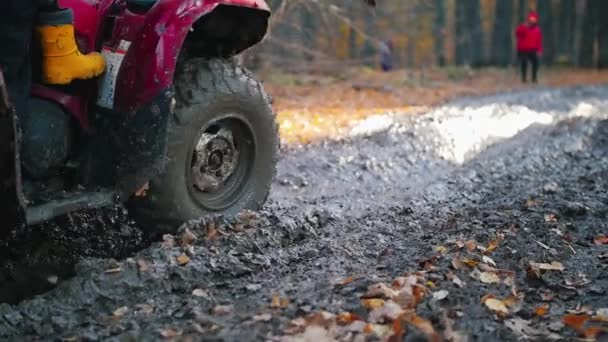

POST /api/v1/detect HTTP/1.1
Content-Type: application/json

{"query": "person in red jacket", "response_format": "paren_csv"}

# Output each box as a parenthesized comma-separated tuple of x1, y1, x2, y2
(516, 11, 543, 83)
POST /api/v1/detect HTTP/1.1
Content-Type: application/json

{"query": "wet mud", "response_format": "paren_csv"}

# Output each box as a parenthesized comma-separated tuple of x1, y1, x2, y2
(1, 85, 608, 341)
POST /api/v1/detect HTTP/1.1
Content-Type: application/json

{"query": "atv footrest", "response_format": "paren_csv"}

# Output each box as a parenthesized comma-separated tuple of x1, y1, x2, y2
(25, 191, 116, 225)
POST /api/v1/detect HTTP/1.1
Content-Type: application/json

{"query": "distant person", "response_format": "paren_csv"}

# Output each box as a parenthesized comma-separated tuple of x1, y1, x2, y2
(379, 40, 394, 72)
(515, 11, 543, 83)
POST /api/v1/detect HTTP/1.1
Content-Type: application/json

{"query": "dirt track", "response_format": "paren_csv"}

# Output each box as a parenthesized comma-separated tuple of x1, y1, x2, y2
(1, 85, 608, 341)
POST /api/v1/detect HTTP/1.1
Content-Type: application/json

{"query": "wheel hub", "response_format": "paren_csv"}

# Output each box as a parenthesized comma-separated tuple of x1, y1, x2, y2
(192, 128, 239, 192)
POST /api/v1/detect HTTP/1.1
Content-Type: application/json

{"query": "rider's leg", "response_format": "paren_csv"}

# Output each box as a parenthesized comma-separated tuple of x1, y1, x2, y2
(36, 0, 105, 85)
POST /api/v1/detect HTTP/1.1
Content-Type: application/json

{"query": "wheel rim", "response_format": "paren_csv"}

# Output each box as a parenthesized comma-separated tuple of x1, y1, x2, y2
(187, 115, 256, 212)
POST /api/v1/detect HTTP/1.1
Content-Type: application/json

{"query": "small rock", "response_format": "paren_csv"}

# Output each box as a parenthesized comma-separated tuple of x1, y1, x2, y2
(543, 182, 560, 194)
(246, 283, 262, 292)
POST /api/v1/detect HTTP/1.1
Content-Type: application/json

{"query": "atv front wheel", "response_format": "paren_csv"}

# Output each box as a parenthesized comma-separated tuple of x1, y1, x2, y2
(132, 58, 279, 233)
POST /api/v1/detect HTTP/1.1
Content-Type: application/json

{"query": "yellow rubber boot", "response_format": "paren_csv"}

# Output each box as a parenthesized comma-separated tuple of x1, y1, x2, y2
(37, 24, 105, 85)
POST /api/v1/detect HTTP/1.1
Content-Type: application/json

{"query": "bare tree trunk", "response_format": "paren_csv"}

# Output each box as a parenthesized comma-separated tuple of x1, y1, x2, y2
(538, 0, 555, 65)
(466, 0, 484, 66)
(598, 0, 608, 68)
(518, 0, 529, 24)
(455, 0, 467, 65)
(433, 0, 446, 66)
(578, 0, 598, 67)
(491, 0, 514, 66)
(558, 0, 575, 63)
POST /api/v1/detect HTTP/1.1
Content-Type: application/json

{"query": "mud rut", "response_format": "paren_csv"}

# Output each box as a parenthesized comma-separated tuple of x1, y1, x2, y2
(1, 86, 608, 340)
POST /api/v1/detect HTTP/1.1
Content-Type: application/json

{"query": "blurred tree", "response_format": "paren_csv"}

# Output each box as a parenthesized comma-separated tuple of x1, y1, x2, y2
(490, 0, 513, 66)
(517, 0, 529, 24)
(537, 0, 555, 64)
(598, 0, 608, 68)
(578, 0, 598, 67)
(433, 0, 446, 66)
(466, 0, 484, 66)
(558, 0, 575, 64)
(455, 0, 483, 66)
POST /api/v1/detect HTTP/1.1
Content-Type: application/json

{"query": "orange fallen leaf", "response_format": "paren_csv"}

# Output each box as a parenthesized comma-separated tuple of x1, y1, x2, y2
(534, 304, 549, 317)
(336, 275, 355, 286)
(484, 239, 500, 254)
(362, 298, 386, 310)
(405, 313, 442, 342)
(562, 314, 589, 332)
(176, 254, 190, 266)
(583, 326, 608, 340)
(337, 312, 361, 325)
(363, 323, 374, 334)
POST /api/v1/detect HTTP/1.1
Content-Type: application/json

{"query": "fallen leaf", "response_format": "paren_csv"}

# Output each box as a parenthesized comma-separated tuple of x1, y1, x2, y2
(482, 255, 496, 267)
(594, 308, 608, 322)
(336, 275, 355, 286)
(484, 298, 509, 315)
(583, 326, 608, 340)
(180, 228, 198, 245)
(252, 313, 272, 322)
(544, 214, 557, 223)
(435, 246, 447, 253)
(365, 283, 399, 299)
(176, 254, 190, 266)
(159, 329, 180, 339)
(455, 240, 465, 249)
(465, 240, 477, 252)
(594, 234, 608, 245)
(479, 272, 501, 284)
(451, 259, 466, 270)
(452, 275, 465, 288)
(368, 300, 404, 323)
(562, 314, 589, 331)
(462, 259, 479, 268)
(362, 298, 386, 310)
(271, 295, 290, 309)
(432, 290, 449, 301)
(534, 304, 549, 317)
(212, 305, 233, 315)
(337, 312, 361, 325)
(484, 239, 500, 254)
(529, 261, 564, 272)
(406, 314, 442, 342)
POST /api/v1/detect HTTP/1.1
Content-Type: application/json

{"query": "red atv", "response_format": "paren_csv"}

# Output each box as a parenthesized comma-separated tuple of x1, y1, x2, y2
(0, 0, 278, 233)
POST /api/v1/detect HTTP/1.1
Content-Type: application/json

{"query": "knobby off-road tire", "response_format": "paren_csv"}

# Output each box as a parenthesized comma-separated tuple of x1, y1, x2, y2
(132, 58, 279, 234)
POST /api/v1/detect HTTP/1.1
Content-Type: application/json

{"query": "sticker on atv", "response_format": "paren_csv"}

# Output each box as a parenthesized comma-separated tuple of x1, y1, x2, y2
(97, 40, 131, 109)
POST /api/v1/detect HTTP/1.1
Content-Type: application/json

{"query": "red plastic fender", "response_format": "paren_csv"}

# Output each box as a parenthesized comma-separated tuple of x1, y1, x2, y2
(114, 0, 270, 112)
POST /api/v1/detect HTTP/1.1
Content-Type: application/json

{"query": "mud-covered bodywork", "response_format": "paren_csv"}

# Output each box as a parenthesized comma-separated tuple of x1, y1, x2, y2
(0, 71, 24, 231)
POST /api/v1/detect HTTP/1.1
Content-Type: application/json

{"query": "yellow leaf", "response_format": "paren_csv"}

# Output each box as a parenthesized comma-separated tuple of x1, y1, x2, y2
(176, 254, 190, 266)
(479, 272, 501, 284)
(361, 298, 386, 310)
(484, 298, 509, 315)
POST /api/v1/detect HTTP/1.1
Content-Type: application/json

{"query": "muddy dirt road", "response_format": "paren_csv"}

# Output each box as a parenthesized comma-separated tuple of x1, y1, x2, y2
(1, 86, 608, 341)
